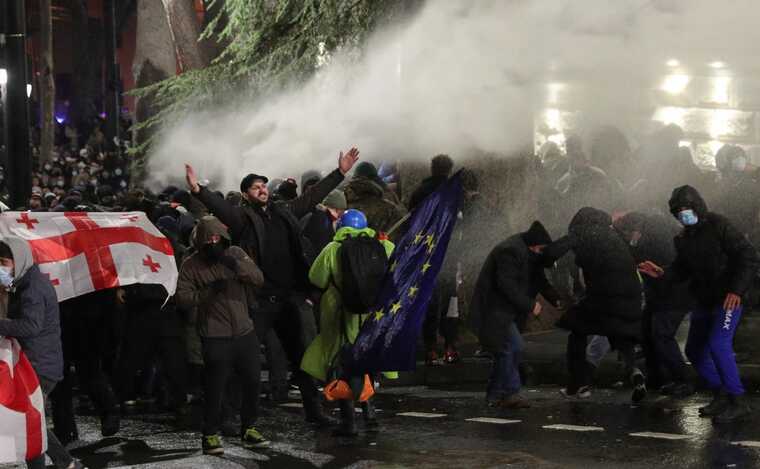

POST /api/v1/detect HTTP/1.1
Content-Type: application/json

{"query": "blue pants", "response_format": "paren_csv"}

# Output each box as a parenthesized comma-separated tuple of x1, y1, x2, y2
(486, 323, 523, 400)
(685, 306, 744, 396)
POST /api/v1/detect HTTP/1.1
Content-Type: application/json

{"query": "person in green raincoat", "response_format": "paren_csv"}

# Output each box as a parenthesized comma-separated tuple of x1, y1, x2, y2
(301, 208, 396, 436)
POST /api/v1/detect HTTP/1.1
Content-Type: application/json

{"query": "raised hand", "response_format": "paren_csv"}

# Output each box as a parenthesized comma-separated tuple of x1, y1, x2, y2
(338, 147, 360, 175)
(185, 163, 200, 193)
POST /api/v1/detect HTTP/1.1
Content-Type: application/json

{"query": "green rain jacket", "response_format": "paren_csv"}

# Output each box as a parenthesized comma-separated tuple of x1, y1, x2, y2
(301, 226, 398, 381)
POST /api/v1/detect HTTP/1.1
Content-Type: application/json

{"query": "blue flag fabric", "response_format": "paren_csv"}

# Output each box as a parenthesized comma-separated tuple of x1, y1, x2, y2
(347, 172, 463, 374)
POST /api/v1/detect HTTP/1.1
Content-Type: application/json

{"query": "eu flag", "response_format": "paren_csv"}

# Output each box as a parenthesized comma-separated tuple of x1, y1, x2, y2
(347, 172, 463, 374)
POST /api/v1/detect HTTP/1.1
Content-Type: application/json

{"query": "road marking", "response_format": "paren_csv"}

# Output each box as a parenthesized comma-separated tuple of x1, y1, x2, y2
(629, 432, 691, 440)
(466, 417, 522, 424)
(267, 442, 334, 468)
(279, 402, 303, 408)
(397, 412, 447, 418)
(542, 424, 604, 432)
(732, 441, 760, 448)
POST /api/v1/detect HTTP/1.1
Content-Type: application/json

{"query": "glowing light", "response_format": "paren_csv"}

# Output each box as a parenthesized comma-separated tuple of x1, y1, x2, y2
(545, 108, 561, 131)
(678, 140, 692, 148)
(55, 116, 65, 124)
(26, 84, 31, 97)
(708, 140, 724, 156)
(709, 109, 732, 138)
(661, 75, 690, 95)
(547, 133, 566, 148)
(653, 106, 685, 127)
(547, 83, 564, 105)
(709, 61, 725, 69)
(666, 59, 680, 67)
(0, 69, 7, 86)
(710, 76, 731, 104)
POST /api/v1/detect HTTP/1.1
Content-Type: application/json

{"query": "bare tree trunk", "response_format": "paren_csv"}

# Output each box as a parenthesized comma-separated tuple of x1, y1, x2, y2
(161, 0, 212, 71)
(39, 0, 55, 163)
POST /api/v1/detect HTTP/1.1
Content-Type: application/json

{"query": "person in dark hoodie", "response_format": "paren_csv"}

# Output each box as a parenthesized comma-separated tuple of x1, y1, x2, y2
(544, 207, 646, 403)
(185, 148, 359, 428)
(176, 216, 268, 454)
(344, 162, 406, 235)
(470, 221, 561, 408)
(646, 185, 759, 423)
(0, 237, 85, 469)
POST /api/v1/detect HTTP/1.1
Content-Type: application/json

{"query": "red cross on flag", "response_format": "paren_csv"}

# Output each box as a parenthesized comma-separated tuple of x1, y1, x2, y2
(0, 337, 47, 463)
(0, 211, 178, 302)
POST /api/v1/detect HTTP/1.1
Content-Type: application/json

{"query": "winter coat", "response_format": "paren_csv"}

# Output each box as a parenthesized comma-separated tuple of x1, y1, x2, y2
(300, 227, 396, 382)
(714, 174, 760, 238)
(344, 176, 406, 235)
(0, 236, 63, 382)
(176, 217, 264, 338)
(544, 207, 643, 340)
(194, 168, 345, 291)
(470, 234, 559, 352)
(300, 208, 336, 260)
(667, 185, 760, 308)
(408, 175, 448, 211)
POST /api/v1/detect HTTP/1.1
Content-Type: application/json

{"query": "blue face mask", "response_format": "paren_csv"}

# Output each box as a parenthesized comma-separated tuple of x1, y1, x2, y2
(677, 209, 699, 226)
(0, 266, 14, 287)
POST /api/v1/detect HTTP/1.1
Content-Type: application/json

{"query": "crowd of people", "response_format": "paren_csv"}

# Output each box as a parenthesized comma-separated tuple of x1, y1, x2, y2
(1, 121, 760, 469)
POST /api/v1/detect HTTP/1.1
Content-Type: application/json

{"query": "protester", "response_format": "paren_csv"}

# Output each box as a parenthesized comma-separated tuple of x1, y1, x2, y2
(176, 216, 268, 454)
(301, 209, 396, 436)
(344, 162, 406, 235)
(470, 221, 560, 408)
(301, 189, 348, 258)
(544, 207, 646, 403)
(647, 185, 759, 423)
(184, 147, 359, 427)
(0, 237, 86, 469)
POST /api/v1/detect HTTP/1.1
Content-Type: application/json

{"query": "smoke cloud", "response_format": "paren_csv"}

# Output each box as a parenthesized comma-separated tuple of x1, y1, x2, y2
(147, 0, 760, 191)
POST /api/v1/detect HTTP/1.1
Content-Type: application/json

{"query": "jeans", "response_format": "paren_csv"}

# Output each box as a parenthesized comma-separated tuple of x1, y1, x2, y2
(201, 332, 262, 435)
(26, 378, 74, 469)
(646, 308, 688, 385)
(685, 306, 744, 396)
(486, 323, 523, 400)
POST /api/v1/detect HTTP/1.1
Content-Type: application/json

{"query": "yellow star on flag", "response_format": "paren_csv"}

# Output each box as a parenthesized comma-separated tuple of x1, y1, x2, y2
(374, 308, 385, 321)
(390, 260, 398, 272)
(413, 232, 424, 244)
(390, 302, 402, 315)
(408, 285, 419, 298)
(427, 241, 436, 254)
(421, 262, 432, 274)
(425, 234, 435, 246)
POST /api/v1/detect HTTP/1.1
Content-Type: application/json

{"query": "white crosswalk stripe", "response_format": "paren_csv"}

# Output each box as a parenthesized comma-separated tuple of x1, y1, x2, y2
(731, 441, 760, 448)
(466, 417, 522, 424)
(542, 424, 604, 432)
(397, 411, 447, 418)
(629, 432, 691, 440)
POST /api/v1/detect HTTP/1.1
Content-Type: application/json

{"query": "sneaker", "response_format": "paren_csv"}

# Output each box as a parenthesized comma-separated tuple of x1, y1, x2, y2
(242, 427, 270, 448)
(713, 396, 752, 424)
(202, 434, 224, 455)
(443, 348, 460, 364)
(699, 391, 730, 417)
(425, 351, 440, 366)
(560, 386, 592, 399)
(631, 373, 647, 404)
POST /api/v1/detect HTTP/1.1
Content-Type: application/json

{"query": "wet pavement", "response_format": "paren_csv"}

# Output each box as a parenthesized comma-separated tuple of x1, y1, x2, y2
(4, 384, 760, 469)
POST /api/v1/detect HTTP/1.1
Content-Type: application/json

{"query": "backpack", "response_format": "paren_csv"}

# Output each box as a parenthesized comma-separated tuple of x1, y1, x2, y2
(338, 234, 389, 314)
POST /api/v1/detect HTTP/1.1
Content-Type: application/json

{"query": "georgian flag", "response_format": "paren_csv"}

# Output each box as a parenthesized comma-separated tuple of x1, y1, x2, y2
(0, 212, 177, 302)
(0, 337, 46, 463)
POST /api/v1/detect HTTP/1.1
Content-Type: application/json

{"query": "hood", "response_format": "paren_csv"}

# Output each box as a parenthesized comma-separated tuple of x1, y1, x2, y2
(334, 226, 377, 242)
(191, 216, 231, 248)
(345, 177, 384, 200)
(668, 185, 708, 219)
(2, 236, 35, 281)
(569, 207, 611, 235)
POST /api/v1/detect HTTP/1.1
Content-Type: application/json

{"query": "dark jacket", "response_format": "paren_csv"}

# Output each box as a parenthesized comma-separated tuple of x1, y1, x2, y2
(194, 168, 344, 292)
(176, 216, 264, 338)
(0, 237, 63, 382)
(545, 207, 643, 340)
(409, 175, 448, 211)
(344, 176, 406, 235)
(470, 234, 559, 352)
(667, 185, 760, 308)
(300, 209, 336, 259)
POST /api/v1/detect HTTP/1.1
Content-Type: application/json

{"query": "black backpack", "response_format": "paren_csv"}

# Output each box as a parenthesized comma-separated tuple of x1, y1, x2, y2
(338, 234, 389, 314)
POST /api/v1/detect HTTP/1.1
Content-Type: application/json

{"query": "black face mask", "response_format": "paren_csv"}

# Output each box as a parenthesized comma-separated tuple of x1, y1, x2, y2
(201, 242, 226, 261)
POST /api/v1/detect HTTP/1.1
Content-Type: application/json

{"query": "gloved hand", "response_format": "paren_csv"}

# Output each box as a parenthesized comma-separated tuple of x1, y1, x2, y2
(219, 255, 238, 273)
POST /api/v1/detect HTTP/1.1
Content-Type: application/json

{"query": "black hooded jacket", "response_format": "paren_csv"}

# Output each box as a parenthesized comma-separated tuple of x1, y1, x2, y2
(667, 185, 759, 308)
(544, 207, 643, 340)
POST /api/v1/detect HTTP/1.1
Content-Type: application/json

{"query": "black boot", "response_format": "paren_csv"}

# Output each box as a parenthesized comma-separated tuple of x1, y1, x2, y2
(101, 410, 120, 437)
(713, 395, 752, 424)
(333, 400, 358, 437)
(303, 395, 338, 428)
(699, 390, 730, 417)
(361, 400, 378, 428)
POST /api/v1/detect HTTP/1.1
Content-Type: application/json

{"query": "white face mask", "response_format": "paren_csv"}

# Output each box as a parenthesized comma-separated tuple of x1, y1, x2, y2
(0, 266, 14, 287)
